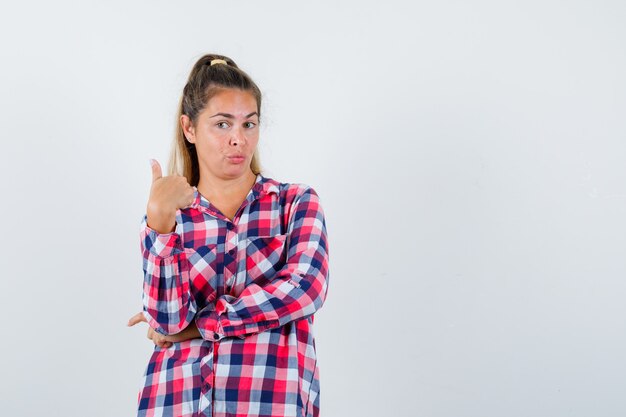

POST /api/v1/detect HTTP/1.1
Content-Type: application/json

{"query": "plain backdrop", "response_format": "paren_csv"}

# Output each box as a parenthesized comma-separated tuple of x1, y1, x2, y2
(1, 1, 625, 416)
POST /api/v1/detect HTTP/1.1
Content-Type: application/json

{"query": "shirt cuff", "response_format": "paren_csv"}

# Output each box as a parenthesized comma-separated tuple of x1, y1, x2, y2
(195, 311, 225, 342)
(141, 214, 183, 258)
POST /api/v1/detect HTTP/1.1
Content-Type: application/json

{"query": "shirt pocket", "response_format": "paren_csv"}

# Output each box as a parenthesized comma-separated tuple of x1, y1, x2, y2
(184, 244, 220, 304)
(245, 234, 288, 286)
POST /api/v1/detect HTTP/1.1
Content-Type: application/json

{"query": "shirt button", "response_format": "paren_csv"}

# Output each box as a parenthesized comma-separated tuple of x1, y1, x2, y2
(226, 223, 233, 230)
(228, 248, 236, 256)
(214, 332, 221, 340)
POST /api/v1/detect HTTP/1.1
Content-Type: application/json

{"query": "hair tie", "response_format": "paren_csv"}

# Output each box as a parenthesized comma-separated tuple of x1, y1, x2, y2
(210, 59, 228, 66)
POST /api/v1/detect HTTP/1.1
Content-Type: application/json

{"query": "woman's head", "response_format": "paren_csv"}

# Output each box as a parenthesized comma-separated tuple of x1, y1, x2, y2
(168, 54, 263, 185)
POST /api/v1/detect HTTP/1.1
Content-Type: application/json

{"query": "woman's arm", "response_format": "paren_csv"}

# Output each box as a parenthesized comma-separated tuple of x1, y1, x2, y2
(140, 211, 198, 335)
(139, 159, 198, 336)
(194, 186, 330, 341)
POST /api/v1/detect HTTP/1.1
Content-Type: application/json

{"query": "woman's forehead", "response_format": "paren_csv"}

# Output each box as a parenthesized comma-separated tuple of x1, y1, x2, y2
(204, 89, 258, 116)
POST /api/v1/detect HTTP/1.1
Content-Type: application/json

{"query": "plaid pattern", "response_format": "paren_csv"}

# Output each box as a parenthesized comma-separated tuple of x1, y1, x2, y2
(136, 174, 330, 417)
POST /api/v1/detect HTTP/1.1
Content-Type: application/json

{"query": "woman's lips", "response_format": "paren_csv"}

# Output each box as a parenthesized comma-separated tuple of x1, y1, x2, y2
(227, 155, 245, 163)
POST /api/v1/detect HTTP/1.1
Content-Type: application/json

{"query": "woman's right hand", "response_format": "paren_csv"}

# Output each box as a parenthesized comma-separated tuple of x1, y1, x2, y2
(127, 311, 173, 349)
(146, 159, 195, 234)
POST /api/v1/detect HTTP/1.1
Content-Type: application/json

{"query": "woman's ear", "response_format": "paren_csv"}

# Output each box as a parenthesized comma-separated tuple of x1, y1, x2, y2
(180, 114, 195, 143)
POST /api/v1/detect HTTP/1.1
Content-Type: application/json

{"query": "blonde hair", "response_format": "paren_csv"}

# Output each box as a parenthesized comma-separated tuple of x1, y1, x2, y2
(167, 53, 262, 184)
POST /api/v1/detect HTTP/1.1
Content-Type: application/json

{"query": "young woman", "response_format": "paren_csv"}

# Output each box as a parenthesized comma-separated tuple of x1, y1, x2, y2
(127, 54, 330, 417)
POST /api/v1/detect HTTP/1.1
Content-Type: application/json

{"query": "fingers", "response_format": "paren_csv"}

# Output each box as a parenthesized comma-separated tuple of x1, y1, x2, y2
(147, 327, 173, 348)
(127, 311, 147, 326)
(183, 190, 196, 209)
(147, 160, 195, 212)
(150, 159, 162, 183)
(130, 315, 172, 348)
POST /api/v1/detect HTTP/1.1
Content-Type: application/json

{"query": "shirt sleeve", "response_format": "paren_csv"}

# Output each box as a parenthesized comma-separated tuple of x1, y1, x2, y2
(139, 210, 197, 336)
(194, 186, 330, 341)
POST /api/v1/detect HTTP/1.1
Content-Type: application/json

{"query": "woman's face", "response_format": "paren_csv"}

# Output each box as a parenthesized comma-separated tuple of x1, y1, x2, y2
(182, 88, 259, 181)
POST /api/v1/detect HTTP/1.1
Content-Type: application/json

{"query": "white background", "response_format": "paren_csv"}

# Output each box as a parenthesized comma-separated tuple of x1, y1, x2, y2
(1, 1, 625, 416)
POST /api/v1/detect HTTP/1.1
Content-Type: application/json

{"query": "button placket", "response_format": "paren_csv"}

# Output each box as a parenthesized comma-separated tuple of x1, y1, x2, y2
(198, 351, 215, 416)
(224, 227, 239, 292)
(225, 239, 248, 295)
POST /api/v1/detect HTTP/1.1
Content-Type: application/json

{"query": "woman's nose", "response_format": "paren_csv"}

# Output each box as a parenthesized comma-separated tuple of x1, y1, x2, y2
(230, 127, 246, 146)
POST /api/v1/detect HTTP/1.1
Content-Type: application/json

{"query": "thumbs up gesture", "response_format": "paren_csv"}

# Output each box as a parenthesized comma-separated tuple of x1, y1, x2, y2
(146, 159, 195, 234)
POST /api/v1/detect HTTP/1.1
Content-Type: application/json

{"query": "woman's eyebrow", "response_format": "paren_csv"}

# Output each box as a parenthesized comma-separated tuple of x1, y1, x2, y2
(210, 112, 258, 119)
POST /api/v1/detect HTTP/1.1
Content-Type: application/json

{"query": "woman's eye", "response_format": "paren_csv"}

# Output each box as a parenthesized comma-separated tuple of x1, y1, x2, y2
(244, 122, 256, 128)
(217, 121, 230, 129)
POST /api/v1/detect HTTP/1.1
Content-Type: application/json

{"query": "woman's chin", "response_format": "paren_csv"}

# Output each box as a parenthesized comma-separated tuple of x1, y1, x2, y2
(221, 164, 251, 178)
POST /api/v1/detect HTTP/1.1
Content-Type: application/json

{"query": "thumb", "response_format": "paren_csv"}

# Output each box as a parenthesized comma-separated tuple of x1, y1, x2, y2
(149, 159, 162, 183)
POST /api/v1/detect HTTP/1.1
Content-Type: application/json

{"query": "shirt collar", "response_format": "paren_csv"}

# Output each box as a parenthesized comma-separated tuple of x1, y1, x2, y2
(188, 173, 280, 215)
(251, 173, 281, 197)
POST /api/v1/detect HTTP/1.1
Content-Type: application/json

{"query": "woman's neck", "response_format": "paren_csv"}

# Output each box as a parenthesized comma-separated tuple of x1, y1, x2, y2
(196, 169, 257, 203)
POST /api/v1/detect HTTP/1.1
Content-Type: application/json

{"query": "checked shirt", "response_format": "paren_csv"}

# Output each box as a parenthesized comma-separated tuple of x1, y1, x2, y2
(136, 173, 330, 417)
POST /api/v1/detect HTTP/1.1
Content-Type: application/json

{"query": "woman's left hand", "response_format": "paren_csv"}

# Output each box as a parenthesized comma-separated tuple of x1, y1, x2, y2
(127, 312, 202, 348)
